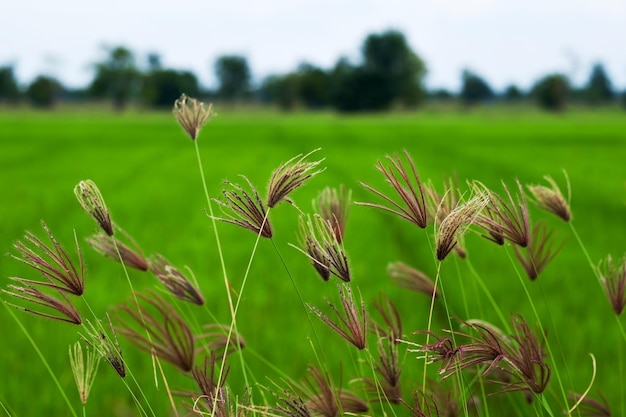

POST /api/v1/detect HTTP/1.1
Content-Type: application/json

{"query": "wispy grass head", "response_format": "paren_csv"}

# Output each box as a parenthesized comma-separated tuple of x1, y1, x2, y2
(87, 229, 149, 271)
(2, 284, 82, 324)
(267, 148, 325, 208)
(308, 284, 367, 350)
(197, 323, 246, 356)
(362, 335, 402, 404)
(388, 261, 437, 298)
(81, 314, 126, 377)
(313, 185, 351, 244)
(213, 176, 273, 238)
(424, 175, 467, 258)
(69, 341, 100, 405)
(299, 365, 368, 417)
(173, 94, 213, 141)
(597, 254, 626, 315)
(116, 290, 195, 372)
(527, 173, 571, 222)
(568, 390, 611, 417)
(149, 254, 204, 305)
(370, 293, 403, 343)
(513, 221, 566, 280)
(357, 150, 428, 228)
(74, 179, 113, 236)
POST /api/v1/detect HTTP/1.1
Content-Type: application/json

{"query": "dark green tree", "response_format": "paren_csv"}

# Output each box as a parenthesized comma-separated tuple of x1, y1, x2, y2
(0, 65, 20, 103)
(89, 46, 141, 111)
(26, 75, 62, 108)
(296, 62, 331, 108)
(259, 74, 299, 110)
(503, 84, 524, 101)
(585, 62, 614, 105)
(460, 69, 494, 105)
(214, 55, 251, 101)
(531, 73, 569, 111)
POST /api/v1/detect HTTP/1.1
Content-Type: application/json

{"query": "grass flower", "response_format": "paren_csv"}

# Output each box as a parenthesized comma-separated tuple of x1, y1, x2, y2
(388, 261, 437, 298)
(357, 150, 428, 228)
(295, 215, 350, 282)
(362, 336, 402, 403)
(402, 385, 460, 417)
(476, 180, 530, 247)
(81, 314, 126, 377)
(74, 179, 114, 236)
(423, 176, 467, 258)
(8, 220, 84, 295)
(527, 174, 572, 222)
(87, 230, 149, 271)
(597, 254, 626, 315)
(69, 341, 100, 405)
(514, 221, 566, 280)
(116, 290, 195, 372)
(436, 192, 489, 261)
(2, 284, 82, 324)
(197, 323, 246, 355)
(149, 254, 204, 305)
(266, 148, 324, 208)
(213, 177, 273, 238)
(308, 284, 366, 350)
(173, 94, 213, 141)
(568, 391, 611, 417)
(370, 293, 403, 343)
(313, 185, 351, 244)
(299, 366, 368, 417)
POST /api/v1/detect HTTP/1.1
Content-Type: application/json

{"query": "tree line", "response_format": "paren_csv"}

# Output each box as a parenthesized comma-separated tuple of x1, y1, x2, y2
(0, 30, 623, 112)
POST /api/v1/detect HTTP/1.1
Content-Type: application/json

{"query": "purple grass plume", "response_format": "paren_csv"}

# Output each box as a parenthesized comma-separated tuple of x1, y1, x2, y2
(313, 185, 351, 244)
(81, 314, 126, 377)
(149, 254, 204, 305)
(527, 173, 572, 222)
(388, 261, 438, 298)
(74, 180, 114, 236)
(597, 254, 626, 315)
(87, 228, 149, 271)
(266, 148, 325, 208)
(173, 94, 213, 141)
(514, 221, 566, 280)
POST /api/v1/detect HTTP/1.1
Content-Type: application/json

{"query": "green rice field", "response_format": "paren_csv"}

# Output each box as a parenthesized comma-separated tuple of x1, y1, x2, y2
(1, 107, 625, 416)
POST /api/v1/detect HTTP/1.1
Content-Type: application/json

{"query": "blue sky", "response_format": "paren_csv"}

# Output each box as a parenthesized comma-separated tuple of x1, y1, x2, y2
(1, 0, 625, 92)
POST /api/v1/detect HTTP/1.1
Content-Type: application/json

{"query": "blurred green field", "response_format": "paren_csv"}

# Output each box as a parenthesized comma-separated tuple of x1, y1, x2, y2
(1, 108, 625, 416)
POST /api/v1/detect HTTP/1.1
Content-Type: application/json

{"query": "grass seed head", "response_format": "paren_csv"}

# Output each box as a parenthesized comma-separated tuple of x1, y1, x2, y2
(88, 231, 149, 271)
(527, 173, 572, 222)
(149, 254, 204, 305)
(69, 341, 100, 405)
(388, 261, 437, 298)
(597, 254, 626, 315)
(267, 148, 325, 208)
(514, 221, 566, 280)
(173, 94, 213, 141)
(74, 179, 113, 236)
(313, 185, 351, 244)
(81, 314, 126, 377)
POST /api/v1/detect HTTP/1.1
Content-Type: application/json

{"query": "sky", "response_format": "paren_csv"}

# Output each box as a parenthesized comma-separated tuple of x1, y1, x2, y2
(1, 0, 625, 92)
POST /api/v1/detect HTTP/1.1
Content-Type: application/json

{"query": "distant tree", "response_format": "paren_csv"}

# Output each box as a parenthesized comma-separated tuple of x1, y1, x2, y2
(621, 90, 626, 109)
(531, 73, 569, 111)
(361, 30, 427, 109)
(146, 53, 162, 72)
(259, 74, 299, 110)
(89, 46, 141, 111)
(331, 61, 390, 112)
(296, 62, 331, 108)
(0, 65, 20, 103)
(429, 88, 453, 100)
(26, 75, 62, 108)
(585, 62, 614, 105)
(503, 84, 524, 101)
(141, 69, 200, 108)
(214, 55, 251, 101)
(460, 69, 494, 105)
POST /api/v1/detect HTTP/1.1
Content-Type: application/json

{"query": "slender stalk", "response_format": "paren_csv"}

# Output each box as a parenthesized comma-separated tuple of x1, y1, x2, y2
(153, 352, 179, 417)
(422, 261, 442, 404)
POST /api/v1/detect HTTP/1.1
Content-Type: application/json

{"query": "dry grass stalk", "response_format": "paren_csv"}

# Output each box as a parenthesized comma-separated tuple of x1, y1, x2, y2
(81, 314, 126, 377)
(8, 220, 84, 295)
(87, 229, 149, 271)
(308, 284, 366, 350)
(475, 180, 530, 247)
(370, 293, 403, 343)
(514, 221, 566, 280)
(69, 341, 100, 405)
(266, 148, 324, 208)
(388, 261, 438, 298)
(213, 177, 273, 238)
(197, 323, 246, 356)
(296, 215, 350, 282)
(116, 290, 195, 372)
(3, 284, 82, 324)
(527, 174, 572, 222)
(149, 254, 204, 305)
(173, 94, 213, 141)
(313, 185, 351, 244)
(357, 150, 428, 228)
(597, 254, 626, 315)
(436, 192, 489, 261)
(74, 179, 114, 236)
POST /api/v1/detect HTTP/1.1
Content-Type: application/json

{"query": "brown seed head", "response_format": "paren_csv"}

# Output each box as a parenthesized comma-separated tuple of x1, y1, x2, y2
(81, 314, 126, 377)
(597, 254, 626, 315)
(197, 323, 246, 356)
(362, 336, 403, 404)
(388, 261, 438, 298)
(514, 221, 566, 280)
(370, 293, 403, 343)
(3, 284, 82, 324)
(267, 148, 325, 208)
(527, 173, 571, 222)
(313, 185, 351, 244)
(149, 254, 204, 305)
(173, 94, 213, 141)
(74, 180, 113, 236)
(87, 230, 149, 271)
(568, 390, 611, 417)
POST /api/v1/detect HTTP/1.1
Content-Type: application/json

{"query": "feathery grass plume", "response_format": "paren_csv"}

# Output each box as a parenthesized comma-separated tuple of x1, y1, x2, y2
(357, 149, 429, 228)
(173, 93, 213, 141)
(69, 341, 100, 405)
(116, 290, 195, 372)
(212, 176, 273, 238)
(3, 284, 82, 324)
(313, 185, 351, 244)
(527, 173, 572, 222)
(197, 323, 246, 356)
(81, 314, 126, 377)
(514, 221, 566, 280)
(411, 331, 460, 377)
(266, 148, 324, 208)
(149, 254, 204, 305)
(74, 179, 113, 236)
(568, 391, 611, 417)
(597, 254, 626, 315)
(370, 293, 403, 343)
(295, 214, 350, 282)
(362, 336, 403, 404)
(8, 220, 84, 295)
(271, 390, 313, 417)
(299, 365, 368, 417)
(436, 192, 489, 261)
(388, 261, 438, 298)
(87, 229, 148, 271)
(475, 180, 530, 247)
(402, 385, 460, 417)
(423, 175, 467, 258)
(308, 284, 366, 350)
